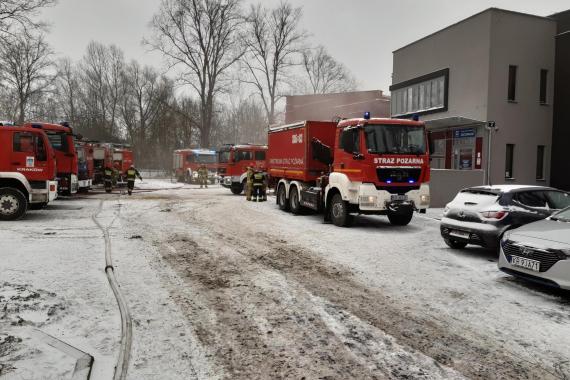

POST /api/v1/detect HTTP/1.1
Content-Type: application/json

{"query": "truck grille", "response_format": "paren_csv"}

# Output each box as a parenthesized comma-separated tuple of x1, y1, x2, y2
(377, 168, 421, 183)
(375, 185, 420, 194)
(502, 241, 565, 272)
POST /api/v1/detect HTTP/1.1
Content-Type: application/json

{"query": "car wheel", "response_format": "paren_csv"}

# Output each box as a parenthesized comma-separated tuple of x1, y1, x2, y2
(277, 184, 289, 211)
(444, 238, 468, 249)
(0, 187, 28, 221)
(330, 194, 350, 227)
(387, 210, 413, 226)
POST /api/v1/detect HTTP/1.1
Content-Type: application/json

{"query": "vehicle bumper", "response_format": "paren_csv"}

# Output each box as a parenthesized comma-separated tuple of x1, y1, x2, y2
(440, 217, 503, 248)
(356, 183, 430, 212)
(78, 179, 92, 189)
(29, 180, 58, 203)
(498, 246, 570, 289)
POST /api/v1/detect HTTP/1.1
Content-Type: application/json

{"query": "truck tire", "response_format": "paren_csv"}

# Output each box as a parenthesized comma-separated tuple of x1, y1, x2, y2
(289, 186, 302, 214)
(330, 193, 350, 227)
(277, 184, 290, 211)
(230, 183, 243, 195)
(387, 211, 413, 226)
(0, 187, 28, 221)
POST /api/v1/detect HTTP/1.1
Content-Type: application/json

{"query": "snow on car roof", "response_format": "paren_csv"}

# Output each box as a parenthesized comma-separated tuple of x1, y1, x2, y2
(465, 184, 552, 193)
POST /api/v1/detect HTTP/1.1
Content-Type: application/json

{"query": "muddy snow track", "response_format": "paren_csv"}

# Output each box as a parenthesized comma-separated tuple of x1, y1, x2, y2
(92, 199, 133, 380)
(144, 198, 565, 380)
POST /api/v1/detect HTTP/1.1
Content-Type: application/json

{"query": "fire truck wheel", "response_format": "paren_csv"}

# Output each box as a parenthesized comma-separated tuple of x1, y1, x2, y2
(230, 183, 243, 195)
(330, 194, 349, 227)
(289, 186, 302, 214)
(277, 184, 290, 211)
(387, 210, 413, 226)
(0, 187, 28, 221)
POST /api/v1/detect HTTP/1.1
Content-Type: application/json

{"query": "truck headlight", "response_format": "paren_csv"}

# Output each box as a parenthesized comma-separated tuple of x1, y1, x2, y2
(420, 195, 430, 205)
(360, 195, 377, 206)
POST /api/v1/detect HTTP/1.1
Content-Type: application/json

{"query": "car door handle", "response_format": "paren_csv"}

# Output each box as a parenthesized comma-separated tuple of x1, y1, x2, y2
(11, 162, 21, 165)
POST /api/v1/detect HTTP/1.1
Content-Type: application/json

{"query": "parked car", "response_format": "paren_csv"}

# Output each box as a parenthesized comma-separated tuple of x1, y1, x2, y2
(498, 206, 570, 289)
(440, 185, 570, 250)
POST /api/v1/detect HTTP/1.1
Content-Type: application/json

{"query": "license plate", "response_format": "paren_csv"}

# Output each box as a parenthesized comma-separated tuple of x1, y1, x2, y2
(449, 230, 470, 239)
(511, 256, 540, 272)
(391, 194, 408, 202)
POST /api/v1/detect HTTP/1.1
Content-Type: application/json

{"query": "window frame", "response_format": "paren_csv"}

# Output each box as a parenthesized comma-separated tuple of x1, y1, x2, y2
(539, 69, 548, 105)
(508, 65, 517, 102)
(536, 145, 545, 181)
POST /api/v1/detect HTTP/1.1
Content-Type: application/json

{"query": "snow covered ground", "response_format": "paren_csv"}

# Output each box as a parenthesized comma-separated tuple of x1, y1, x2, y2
(1, 180, 569, 379)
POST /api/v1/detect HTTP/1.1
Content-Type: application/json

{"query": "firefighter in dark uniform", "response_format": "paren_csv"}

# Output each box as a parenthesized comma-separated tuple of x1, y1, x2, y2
(126, 165, 143, 195)
(245, 166, 254, 201)
(198, 164, 209, 188)
(252, 169, 266, 202)
(104, 165, 114, 193)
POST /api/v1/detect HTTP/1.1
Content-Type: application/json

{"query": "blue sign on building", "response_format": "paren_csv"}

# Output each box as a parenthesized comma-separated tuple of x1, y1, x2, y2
(453, 128, 476, 139)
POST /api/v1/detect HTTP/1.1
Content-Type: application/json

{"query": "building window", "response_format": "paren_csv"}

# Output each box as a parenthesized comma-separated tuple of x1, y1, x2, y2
(536, 145, 545, 180)
(505, 144, 514, 179)
(390, 68, 449, 117)
(539, 69, 548, 104)
(508, 65, 517, 102)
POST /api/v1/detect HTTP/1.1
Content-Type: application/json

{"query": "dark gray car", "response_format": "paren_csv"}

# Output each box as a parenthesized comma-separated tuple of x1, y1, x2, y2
(440, 185, 570, 250)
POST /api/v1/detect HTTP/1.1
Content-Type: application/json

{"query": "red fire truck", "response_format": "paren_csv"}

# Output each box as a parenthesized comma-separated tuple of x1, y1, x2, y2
(75, 141, 94, 191)
(268, 115, 430, 226)
(218, 144, 268, 194)
(0, 125, 58, 220)
(23, 122, 78, 195)
(111, 145, 134, 184)
(92, 143, 113, 185)
(173, 149, 218, 184)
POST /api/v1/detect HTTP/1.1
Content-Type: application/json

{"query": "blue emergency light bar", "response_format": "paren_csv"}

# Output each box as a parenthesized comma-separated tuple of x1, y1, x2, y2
(363, 112, 371, 120)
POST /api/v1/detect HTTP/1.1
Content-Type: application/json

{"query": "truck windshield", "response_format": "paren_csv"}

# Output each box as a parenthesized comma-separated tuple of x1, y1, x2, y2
(364, 124, 426, 155)
(196, 155, 217, 164)
(218, 151, 231, 163)
(46, 131, 70, 153)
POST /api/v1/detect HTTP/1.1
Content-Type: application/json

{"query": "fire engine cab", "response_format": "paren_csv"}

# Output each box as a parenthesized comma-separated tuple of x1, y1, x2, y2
(0, 125, 58, 220)
(217, 144, 267, 194)
(23, 122, 78, 195)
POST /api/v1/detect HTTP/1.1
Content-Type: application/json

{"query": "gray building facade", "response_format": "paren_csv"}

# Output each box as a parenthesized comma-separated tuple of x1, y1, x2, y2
(391, 8, 557, 189)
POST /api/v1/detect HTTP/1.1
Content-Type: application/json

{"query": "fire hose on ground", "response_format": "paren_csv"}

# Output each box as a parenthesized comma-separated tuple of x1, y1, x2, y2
(92, 199, 132, 380)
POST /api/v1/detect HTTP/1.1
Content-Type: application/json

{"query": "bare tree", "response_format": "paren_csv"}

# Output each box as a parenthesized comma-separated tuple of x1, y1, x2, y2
(54, 57, 80, 124)
(0, 31, 54, 124)
(241, 1, 306, 125)
(302, 45, 357, 94)
(148, 0, 244, 148)
(0, 0, 56, 36)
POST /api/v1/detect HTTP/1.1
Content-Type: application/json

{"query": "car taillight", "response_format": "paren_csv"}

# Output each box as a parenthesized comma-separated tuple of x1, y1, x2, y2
(480, 210, 508, 220)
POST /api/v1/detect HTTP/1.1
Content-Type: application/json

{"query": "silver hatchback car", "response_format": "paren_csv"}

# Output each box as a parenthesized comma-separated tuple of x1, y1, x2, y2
(499, 206, 570, 289)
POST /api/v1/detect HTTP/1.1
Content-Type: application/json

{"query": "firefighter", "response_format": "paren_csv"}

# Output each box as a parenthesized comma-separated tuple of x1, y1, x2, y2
(104, 165, 114, 193)
(126, 165, 143, 196)
(245, 166, 254, 201)
(198, 164, 209, 188)
(252, 169, 266, 202)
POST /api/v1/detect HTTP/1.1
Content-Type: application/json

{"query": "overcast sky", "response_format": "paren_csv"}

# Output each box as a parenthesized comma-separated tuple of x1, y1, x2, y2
(42, 0, 569, 94)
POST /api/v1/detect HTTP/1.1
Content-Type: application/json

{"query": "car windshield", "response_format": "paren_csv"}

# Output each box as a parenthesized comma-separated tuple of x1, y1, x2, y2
(551, 207, 570, 222)
(364, 124, 426, 155)
(218, 151, 230, 163)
